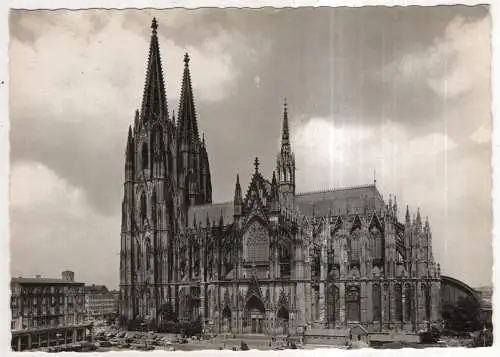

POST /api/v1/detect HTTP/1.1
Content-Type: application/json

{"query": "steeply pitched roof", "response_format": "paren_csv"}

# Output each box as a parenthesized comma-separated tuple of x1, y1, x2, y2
(187, 201, 234, 228)
(296, 184, 384, 217)
(186, 184, 384, 229)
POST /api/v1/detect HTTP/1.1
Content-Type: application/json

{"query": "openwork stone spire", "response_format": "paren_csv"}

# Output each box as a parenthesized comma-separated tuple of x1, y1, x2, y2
(140, 17, 169, 122)
(177, 52, 200, 144)
(281, 98, 290, 152)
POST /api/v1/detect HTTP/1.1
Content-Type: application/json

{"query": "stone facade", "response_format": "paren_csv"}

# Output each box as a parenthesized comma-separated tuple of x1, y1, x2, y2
(84, 285, 118, 323)
(10, 271, 86, 331)
(119, 18, 441, 336)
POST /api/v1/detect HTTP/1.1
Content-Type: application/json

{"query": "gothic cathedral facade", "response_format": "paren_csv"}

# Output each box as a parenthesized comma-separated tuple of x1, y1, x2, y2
(119, 19, 442, 336)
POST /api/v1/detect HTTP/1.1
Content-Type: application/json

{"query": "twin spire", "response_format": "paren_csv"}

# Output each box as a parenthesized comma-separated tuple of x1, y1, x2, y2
(177, 51, 200, 144)
(139, 17, 201, 146)
(140, 17, 168, 122)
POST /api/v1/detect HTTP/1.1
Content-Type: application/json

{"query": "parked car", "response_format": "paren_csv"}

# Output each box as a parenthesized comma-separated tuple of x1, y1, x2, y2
(419, 326, 441, 344)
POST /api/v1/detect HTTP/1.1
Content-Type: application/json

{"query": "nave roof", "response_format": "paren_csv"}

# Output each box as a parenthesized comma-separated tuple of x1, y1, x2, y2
(296, 184, 384, 217)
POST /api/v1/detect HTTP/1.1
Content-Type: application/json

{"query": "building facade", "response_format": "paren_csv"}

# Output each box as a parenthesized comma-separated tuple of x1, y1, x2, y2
(84, 285, 119, 323)
(10, 271, 91, 351)
(119, 18, 442, 336)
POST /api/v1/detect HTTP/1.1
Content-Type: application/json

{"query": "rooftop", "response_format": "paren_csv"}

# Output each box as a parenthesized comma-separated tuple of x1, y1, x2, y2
(11, 277, 84, 286)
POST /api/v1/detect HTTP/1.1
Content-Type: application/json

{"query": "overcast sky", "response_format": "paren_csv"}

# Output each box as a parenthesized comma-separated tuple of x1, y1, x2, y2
(9, 6, 492, 289)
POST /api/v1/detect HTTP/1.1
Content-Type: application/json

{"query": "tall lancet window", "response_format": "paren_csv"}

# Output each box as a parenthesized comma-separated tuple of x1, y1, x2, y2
(141, 142, 149, 170)
(346, 286, 361, 322)
(371, 228, 383, 262)
(311, 247, 321, 278)
(279, 245, 291, 277)
(349, 229, 361, 265)
(404, 284, 414, 323)
(140, 193, 147, 225)
(395, 284, 403, 322)
(145, 239, 152, 271)
(422, 284, 431, 321)
(135, 239, 141, 270)
(152, 191, 157, 227)
(154, 130, 162, 159)
(372, 284, 382, 321)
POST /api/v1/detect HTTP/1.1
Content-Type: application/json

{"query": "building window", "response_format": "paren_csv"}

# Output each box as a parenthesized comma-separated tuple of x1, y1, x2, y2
(346, 286, 360, 322)
(395, 284, 403, 322)
(146, 239, 152, 271)
(140, 193, 147, 224)
(151, 191, 157, 227)
(422, 285, 431, 321)
(244, 221, 269, 263)
(370, 228, 383, 262)
(326, 284, 339, 327)
(311, 247, 321, 278)
(372, 284, 381, 321)
(327, 247, 334, 274)
(279, 245, 291, 277)
(404, 284, 414, 323)
(349, 230, 361, 265)
(136, 240, 141, 270)
(141, 142, 149, 170)
(314, 286, 320, 321)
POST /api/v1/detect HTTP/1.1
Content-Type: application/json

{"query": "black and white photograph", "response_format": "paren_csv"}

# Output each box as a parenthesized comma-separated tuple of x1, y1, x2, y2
(5, 2, 494, 352)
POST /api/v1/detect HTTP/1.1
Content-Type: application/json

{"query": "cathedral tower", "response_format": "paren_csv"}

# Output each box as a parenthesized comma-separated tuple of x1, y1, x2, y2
(120, 18, 177, 324)
(176, 53, 212, 224)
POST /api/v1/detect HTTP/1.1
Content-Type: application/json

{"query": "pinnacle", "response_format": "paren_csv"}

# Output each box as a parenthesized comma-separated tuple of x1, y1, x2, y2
(254, 157, 260, 173)
(184, 52, 190, 65)
(281, 98, 290, 148)
(128, 124, 132, 136)
(151, 17, 158, 32)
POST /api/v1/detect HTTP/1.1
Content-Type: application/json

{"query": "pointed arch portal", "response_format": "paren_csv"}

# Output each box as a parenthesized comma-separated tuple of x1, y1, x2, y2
(244, 295, 265, 334)
(277, 306, 290, 335)
(221, 306, 232, 333)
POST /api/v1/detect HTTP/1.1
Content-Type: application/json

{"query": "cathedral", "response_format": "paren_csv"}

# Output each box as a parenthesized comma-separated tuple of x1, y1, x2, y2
(119, 18, 442, 337)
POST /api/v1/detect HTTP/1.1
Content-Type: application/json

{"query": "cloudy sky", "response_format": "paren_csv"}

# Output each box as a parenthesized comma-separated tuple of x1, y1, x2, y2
(9, 6, 491, 289)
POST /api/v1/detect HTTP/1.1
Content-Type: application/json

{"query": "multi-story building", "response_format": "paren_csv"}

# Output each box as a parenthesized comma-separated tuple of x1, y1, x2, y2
(84, 285, 118, 323)
(119, 18, 442, 337)
(10, 271, 92, 351)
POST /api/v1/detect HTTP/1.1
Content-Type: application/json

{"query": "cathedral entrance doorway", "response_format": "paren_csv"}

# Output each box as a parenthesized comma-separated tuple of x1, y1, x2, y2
(221, 306, 232, 333)
(244, 296, 265, 334)
(277, 306, 289, 335)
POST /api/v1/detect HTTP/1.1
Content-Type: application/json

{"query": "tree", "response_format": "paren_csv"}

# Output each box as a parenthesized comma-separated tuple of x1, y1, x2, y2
(443, 296, 481, 333)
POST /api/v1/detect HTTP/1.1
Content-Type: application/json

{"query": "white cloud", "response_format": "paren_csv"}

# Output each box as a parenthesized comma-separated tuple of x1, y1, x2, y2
(293, 118, 457, 193)
(386, 16, 490, 101)
(470, 123, 491, 144)
(10, 161, 119, 287)
(292, 117, 493, 286)
(10, 162, 87, 213)
(382, 15, 491, 145)
(10, 13, 237, 128)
